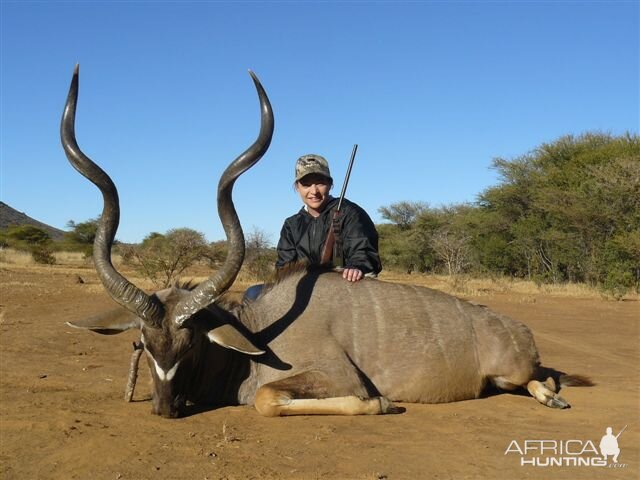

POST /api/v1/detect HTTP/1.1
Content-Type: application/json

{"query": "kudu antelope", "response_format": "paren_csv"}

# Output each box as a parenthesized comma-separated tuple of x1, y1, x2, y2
(62, 66, 591, 418)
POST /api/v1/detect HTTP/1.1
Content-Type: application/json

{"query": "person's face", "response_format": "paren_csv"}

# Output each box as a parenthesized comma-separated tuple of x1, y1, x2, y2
(296, 174, 331, 215)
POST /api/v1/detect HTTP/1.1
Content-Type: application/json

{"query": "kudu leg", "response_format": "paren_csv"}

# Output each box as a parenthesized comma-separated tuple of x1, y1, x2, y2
(254, 370, 401, 417)
(527, 377, 569, 409)
(492, 375, 569, 409)
(124, 340, 144, 402)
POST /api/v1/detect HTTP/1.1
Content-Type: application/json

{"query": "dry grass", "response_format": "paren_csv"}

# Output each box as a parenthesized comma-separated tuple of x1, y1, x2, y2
(2, 247, 636, 301)
(0, 248, 122, 268)
(378, 271, 638, 300)
(53, 251, 88, 265)
(0, 248, 33, 265)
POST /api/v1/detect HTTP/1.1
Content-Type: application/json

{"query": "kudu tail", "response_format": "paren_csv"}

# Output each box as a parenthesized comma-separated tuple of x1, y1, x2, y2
(558, 374, 595, 388)
(535, 366, 595, 391)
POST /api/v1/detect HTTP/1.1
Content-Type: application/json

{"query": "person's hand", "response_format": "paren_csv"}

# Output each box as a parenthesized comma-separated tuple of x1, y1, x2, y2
(342, 268, 363, 282)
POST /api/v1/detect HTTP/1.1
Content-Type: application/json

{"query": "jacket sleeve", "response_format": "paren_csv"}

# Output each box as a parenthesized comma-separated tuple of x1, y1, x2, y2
(275, 220, 298, 269)
(339, 203, 382, 275)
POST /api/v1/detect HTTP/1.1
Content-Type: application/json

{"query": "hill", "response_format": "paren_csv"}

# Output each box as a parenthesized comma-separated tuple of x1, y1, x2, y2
(0, 202, 66, 240)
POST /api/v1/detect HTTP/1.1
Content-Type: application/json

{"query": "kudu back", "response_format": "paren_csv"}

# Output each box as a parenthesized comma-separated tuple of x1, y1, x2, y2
(62, 66, 591, 418)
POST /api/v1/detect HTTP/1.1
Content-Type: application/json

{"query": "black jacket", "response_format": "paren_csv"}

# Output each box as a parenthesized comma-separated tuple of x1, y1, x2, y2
(276, 197, 382, 275)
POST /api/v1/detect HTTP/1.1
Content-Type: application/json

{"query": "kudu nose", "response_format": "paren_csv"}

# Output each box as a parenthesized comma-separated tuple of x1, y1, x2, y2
(152, 393, 184, 419)
(153, 405, 182, 419)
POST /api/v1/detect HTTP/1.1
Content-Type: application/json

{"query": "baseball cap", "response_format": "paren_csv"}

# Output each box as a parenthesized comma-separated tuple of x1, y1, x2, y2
(294, 154, 332, 182)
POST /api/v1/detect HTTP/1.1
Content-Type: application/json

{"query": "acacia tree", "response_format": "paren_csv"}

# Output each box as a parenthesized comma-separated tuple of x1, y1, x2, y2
(244, 226, 276, 281)
(480, 132, 640, 288)
(129, 228, 210, 287)
(377, 202, 436, 272)
(377, 223, 423, 273)
(378, 201, 428, 230)
(430, 228, 471, 276)
(378, 132, 639, 293)
(0, 225, 55, 264)
(63, 218, 99, 257)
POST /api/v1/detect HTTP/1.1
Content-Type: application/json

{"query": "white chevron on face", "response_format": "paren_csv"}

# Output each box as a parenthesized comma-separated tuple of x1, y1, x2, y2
(146, 350, 180, 382)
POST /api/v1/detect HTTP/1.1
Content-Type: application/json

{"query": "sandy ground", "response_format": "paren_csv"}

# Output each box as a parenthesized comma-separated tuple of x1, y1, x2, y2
(1, 263, 638, 480)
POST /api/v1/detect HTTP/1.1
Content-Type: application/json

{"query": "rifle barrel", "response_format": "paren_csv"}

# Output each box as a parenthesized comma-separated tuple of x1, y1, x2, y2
(336, 144, 358, 212)
(615, 425, 628, 439)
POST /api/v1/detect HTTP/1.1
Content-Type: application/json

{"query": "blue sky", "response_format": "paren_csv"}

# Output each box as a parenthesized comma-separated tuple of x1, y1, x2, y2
(1, 1, 638, 244)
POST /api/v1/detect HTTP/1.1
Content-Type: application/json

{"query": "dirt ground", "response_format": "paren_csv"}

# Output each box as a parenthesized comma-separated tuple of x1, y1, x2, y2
(1, 263, 638, 480)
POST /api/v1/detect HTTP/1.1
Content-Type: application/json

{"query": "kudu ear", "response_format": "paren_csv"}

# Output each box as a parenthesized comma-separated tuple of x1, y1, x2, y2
(66, 307, 142, 335)
(207, 324, 265, 355)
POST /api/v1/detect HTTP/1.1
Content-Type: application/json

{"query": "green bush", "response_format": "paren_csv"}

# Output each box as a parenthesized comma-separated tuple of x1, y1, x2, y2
(61, 218, 99, 257)
(377, 132, 640, 296)
(30, 245, 56, 265)
(128, 228, 211, 287)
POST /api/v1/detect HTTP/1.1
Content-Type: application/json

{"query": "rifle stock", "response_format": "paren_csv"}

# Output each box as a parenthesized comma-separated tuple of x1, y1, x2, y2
(320, 213, 340, 266)
(320, 145, 358, 267)
(320, 227, 334, 265)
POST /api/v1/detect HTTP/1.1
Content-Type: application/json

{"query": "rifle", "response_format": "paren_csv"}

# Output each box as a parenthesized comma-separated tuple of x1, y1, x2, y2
(615, 425, 628, 439)
(320, 144, 358, 267)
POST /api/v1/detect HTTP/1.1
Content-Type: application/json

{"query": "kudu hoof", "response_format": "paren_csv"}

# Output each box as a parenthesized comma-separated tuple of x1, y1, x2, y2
(379, 396, 403, 414)
(547, 394, 570, 409)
